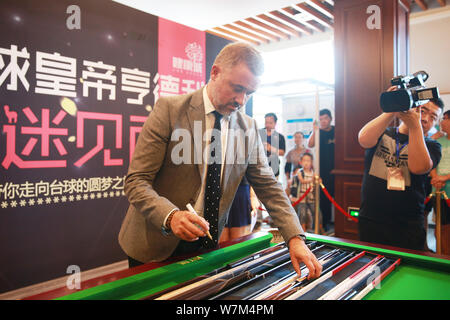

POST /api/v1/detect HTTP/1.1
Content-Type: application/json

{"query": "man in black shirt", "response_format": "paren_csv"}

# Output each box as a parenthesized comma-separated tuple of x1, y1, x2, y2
(259, 113, 286, 177)
(308, 109, 335, 232)
(358, 97, 443, 251)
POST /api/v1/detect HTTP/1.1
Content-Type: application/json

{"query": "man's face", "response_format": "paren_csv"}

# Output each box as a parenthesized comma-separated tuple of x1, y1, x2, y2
(440, 112, 450, 134)
(208, 62, 259, 116)
(294, 133, 304, 147)
(265, 116, 276, 131)
(415, 101, 441, 135)
(319, 114, 332, 130)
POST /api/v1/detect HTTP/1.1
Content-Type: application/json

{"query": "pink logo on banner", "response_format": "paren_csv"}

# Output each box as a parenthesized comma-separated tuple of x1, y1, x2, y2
(158, 17, 205, 99)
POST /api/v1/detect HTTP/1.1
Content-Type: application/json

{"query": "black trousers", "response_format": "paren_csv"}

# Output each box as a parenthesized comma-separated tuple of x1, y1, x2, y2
(358, 216, 426, 251)
(320, 174, 334, 228)
(127, 238, 210, 268)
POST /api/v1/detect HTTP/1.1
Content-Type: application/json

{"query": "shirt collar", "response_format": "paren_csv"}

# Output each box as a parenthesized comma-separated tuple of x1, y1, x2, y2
(203, 85, 216, 115)
(203, 85, 230, 120)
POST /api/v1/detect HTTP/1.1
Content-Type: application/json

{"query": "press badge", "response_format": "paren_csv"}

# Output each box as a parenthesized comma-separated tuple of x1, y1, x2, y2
(387, 167, 405, 191)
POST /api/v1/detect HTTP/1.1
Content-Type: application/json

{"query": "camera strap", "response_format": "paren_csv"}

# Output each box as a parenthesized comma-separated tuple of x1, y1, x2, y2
(395, 127, 408, 166)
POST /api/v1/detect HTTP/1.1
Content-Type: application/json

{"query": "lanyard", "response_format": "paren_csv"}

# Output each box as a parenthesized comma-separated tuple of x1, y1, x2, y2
(395, 128, 408, 164)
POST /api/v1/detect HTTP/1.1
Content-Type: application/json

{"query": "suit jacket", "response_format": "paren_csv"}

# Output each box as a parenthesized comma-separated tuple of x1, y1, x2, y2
(119, 88, 303, 263)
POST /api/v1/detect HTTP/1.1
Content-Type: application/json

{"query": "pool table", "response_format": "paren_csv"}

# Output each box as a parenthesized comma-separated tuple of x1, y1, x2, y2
(24, 231, 450, 300)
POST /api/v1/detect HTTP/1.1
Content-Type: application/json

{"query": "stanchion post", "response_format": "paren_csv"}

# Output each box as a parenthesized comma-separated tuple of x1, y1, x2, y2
(314, 175, 320, 234)
(436, 191, 442, 255)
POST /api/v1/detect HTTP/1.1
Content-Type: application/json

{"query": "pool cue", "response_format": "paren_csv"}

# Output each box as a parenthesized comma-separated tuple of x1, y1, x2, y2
(143, 242, 287, 300)
(241, 244, 327, 300)
(285, 250, 366, 300)
(277, 251, 354, 300)
(226, 242, 287, 269)
(258, 249, 343, 300)
(208, 252, 295, 300)
(318, 255, 384, 300)
(247, 246, 337, 300)
(155, 246, 289, 300)
(186, 203, 213, 241)
(262, 250, 352, 301)
(209, 243, 324, 300)
(350, 258, 401, 300)
(338, 258, 395, 300)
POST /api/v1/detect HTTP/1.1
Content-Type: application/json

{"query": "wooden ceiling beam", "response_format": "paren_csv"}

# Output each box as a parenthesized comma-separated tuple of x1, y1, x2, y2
(415, 0, 428, 10)
(256, 13, 302, 37)
(222, 24, 271, 43)
(281, 7, 325, 33)
(306, 0, 334, 19)
(245, 17, 291, 40)
(233, 21, 281, 42)
(269, 10, 313, 35)
(206, 30, 239, 43)
(294, 3, 333, 29)
(212, 27, 261, 45)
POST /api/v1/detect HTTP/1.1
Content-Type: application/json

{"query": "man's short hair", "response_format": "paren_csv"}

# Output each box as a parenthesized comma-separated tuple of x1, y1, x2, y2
(294, 131, 304, 138)
(319, 109, 332, 119)
(429, 97, 444, 110)
(265, 112, 278, 123)
(443, 110, 450, 119)
(213, 42, 264, 76)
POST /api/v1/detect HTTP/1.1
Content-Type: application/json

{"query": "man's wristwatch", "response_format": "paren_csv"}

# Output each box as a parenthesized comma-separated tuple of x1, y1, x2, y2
(162, 210, 177, 235)
(288, 234, 307, 246)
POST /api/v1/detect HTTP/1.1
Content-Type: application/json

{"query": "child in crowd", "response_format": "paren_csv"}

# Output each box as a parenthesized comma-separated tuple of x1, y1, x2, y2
(289, 153, 322, 232)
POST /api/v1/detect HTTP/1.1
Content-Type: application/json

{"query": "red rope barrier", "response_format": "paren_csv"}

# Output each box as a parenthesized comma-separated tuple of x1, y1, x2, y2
(320, 183, 358, 223)
(424, 192, 449, 207)
(291, 186, 312, 207)
(424, 194, 432, 205)
(443, 191, 450, 208)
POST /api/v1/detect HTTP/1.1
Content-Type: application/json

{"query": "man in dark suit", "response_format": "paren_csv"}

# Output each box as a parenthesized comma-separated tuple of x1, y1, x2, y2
(119, 43, 322, 279)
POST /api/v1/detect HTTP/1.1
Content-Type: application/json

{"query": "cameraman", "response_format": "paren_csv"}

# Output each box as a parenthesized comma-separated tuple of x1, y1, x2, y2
(357, 86, 443, 251)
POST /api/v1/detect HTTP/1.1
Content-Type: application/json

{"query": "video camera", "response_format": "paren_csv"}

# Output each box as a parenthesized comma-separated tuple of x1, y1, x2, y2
(380, 71, 440, 112)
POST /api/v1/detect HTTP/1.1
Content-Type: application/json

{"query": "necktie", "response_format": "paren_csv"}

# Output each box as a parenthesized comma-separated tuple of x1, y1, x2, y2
(203, 110, 222, 248)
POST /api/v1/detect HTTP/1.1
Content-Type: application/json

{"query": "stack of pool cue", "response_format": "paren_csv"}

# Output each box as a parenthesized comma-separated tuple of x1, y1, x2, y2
(142, 241, 400, 300)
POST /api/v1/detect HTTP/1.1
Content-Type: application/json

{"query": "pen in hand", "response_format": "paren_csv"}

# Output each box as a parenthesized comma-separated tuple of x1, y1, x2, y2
(186, 203, 213, 241)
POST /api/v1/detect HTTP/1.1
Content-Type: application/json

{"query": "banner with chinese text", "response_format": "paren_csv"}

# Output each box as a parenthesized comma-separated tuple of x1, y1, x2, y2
(157, 17, 206, 99)
(0, 0, 158, 293)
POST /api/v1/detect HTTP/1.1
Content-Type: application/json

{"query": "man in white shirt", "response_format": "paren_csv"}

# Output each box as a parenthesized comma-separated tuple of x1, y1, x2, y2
(119, 43, 322, 280)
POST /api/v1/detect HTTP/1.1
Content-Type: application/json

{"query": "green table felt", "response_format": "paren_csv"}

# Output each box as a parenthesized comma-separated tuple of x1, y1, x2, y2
(306, 234, 450, 300)
(364, 264, 450, 300)
(55, 233, 273, 300)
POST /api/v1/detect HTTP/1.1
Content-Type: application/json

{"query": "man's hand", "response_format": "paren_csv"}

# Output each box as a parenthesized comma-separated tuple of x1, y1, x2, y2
(431, 175, 447, 190)
(288, 236, 322, 280)
(169, 210, 210, 242)
(395, 107, 422, 131)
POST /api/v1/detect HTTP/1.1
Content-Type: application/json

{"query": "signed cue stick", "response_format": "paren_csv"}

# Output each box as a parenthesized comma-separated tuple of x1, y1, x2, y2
(347, 258, 401, 300)
(318, 255, 384, 300)
(284, 250, 367, 300)
(155, 247, 291, 300)
(272, 250, 355, 300)
(143, 242, 288, 300)
(249, 248, 341, 300)
(257, 249, 345, 300)
(214, 245, 330, 300)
